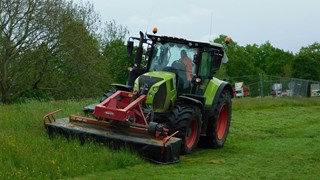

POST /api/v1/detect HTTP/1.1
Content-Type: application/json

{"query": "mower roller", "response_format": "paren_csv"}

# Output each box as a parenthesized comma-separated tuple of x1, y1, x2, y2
(43, 30, 233, 164)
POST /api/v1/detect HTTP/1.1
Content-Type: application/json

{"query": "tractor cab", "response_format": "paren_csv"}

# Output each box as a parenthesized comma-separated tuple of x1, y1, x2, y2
(127, 32, 228, 97)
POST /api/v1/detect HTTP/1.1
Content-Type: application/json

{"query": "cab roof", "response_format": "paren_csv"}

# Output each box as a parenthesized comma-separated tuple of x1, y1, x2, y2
(147, 34, 224, 50)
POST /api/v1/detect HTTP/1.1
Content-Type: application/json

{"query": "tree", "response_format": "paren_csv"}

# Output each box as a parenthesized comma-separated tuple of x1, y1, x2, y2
(101, 20, 129, 47)
(0, 0, 102, 103)
(214, 35, 260, 82)
(292, 43, 320, 81)
(245, 42, 294, 77)
(45, 21, 104, 100)
(1, 0, 50, 103)
(258, 42, 293, 77)
(102, 21, 132, 85)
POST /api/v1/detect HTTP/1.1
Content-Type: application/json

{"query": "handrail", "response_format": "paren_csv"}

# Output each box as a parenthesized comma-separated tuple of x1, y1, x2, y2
(43, 109, 62, 129)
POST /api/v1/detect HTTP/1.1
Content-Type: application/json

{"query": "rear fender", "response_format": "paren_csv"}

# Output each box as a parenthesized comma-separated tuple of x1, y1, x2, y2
(203, 77, 233, 109)
(209, 82, 233, 116)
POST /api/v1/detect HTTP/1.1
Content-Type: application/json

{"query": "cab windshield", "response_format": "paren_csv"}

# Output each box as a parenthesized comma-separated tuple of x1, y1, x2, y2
(149, 42, 197, 91)
(149, 42, 196, 72)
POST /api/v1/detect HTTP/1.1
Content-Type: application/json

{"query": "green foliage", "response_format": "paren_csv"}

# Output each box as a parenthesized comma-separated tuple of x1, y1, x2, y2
(102, 21, 133, 85)
(292, 43, 320, 80)
(103, 40, 133, 84)
(0, 1, 131, 103)
(216, 36, 295, 81)
(12, 89, 53, 103)
(0, 0, 51, 103)
(246, 42, 294, 77)
(226, 46, 260, 78)
(102, 20, 129, 45)
(0, 0, 104, 103)
(214, 35, 260, 83)
(48, 20, 106, 99)
(262, 45, 294, 77)
(9, 44, 54, 102)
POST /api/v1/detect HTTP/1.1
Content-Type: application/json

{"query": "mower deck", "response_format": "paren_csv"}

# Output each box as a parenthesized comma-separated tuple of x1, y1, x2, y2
(45, 116, 181, 164)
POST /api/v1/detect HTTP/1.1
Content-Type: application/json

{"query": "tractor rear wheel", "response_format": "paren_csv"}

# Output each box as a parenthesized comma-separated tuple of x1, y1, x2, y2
(199, 90, 232, 148)
(168, 105, 202, 154)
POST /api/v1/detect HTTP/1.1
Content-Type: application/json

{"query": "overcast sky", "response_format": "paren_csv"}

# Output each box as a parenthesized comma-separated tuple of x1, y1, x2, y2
(78, 0, 320, 53)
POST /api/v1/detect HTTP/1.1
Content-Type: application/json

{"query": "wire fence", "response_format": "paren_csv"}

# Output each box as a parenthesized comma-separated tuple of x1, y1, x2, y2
(227, 74, 320, 98)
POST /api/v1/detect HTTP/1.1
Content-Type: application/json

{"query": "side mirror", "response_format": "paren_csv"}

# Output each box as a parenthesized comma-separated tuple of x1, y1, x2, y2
(127, 41, 134, 56)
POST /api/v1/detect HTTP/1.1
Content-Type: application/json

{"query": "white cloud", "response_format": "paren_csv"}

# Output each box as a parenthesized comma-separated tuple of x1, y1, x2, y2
(76, 0, 320, 52)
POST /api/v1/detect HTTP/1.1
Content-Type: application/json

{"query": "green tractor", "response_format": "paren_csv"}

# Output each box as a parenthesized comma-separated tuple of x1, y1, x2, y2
(44, 30, 233, 164)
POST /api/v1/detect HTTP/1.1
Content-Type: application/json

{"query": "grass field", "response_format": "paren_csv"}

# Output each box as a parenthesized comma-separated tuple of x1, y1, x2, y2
(0, 98, 319, 179)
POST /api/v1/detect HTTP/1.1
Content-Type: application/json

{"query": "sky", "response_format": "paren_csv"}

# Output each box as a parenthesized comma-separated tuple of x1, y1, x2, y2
(76, 0, 320, 53)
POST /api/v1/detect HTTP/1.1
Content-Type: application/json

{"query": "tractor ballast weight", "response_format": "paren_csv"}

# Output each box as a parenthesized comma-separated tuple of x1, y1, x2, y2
(44, 31, 233, 164)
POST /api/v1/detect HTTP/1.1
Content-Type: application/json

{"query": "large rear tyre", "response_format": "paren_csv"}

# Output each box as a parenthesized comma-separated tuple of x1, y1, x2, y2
(168, 105, 202, 154)
(199, 90, 232, 148)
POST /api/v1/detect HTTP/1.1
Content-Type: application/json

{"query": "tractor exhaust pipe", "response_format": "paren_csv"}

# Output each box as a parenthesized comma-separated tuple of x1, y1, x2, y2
(127, 31, 145, 87)
(134, 31, 144, 69)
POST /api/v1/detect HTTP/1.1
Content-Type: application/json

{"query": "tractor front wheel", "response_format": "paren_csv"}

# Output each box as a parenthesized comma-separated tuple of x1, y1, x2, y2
(168, 105, 202, 154)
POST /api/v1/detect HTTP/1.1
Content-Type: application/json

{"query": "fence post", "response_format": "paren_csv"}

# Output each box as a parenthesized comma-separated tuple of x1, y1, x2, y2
(260, 73, 264, 97)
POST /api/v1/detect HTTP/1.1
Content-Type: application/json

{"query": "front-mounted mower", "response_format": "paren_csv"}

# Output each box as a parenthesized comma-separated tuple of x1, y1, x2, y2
(43, 29, 233, 164)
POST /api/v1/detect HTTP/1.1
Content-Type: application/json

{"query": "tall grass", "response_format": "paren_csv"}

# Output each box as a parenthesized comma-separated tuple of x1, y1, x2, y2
(0, 100, 143, 179)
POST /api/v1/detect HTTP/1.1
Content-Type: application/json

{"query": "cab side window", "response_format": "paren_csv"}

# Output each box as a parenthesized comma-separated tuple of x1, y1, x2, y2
(199, 52, 213, 79)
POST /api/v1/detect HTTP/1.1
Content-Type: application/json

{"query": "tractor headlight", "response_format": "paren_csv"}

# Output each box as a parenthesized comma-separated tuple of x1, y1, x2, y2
(153, 86, 159, 92)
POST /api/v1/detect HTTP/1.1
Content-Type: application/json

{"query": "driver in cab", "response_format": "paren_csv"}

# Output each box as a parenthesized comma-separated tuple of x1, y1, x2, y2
(179, 50, 193, 81)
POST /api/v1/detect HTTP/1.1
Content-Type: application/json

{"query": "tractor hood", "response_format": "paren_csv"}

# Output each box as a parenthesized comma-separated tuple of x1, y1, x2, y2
(133, 71, 176, 92)
(134, 71, 177, 113)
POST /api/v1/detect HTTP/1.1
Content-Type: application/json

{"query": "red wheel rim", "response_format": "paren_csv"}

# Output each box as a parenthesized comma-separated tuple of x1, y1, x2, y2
(186, 118, 199, 148)
(216, 104, 228, 140)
